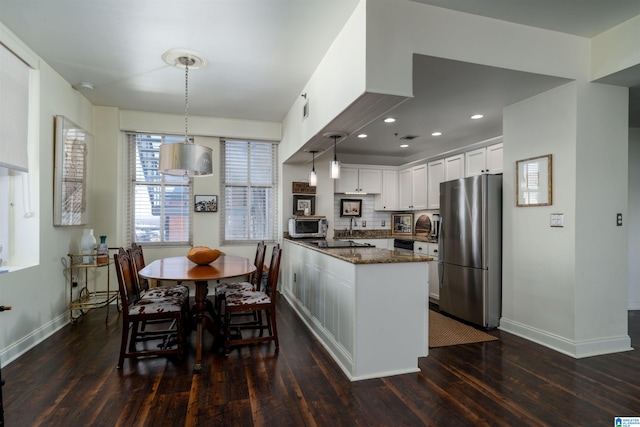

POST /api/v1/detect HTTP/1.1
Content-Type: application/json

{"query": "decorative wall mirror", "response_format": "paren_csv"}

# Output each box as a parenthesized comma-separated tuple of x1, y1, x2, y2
(516, 154, 552, 207)
(53, 115, 92, 226)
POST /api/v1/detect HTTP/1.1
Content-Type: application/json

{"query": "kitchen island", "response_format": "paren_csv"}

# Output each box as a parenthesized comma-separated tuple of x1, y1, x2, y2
(281, 239, 432, 380)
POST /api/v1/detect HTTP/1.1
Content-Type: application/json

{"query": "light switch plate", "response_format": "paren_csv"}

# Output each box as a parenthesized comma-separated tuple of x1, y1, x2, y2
(550, 213, 564, 227)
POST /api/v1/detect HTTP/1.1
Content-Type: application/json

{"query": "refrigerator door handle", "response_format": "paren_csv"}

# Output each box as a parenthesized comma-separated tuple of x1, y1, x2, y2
(438, 261, 444, 289)
(438, 217, 444, 261)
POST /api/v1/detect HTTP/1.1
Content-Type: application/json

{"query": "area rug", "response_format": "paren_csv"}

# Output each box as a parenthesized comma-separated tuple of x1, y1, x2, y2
(429, 310, 498, 348)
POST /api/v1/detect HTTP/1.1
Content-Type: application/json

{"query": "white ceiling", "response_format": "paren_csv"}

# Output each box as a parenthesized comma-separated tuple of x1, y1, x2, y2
(1, 0, 639, 166)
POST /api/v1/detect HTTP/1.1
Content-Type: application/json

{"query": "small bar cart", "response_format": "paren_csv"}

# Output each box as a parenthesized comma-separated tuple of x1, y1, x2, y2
(66, 251, 119, 324)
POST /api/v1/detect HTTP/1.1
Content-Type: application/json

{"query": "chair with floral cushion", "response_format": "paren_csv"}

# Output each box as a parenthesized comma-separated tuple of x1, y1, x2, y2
(221, 244, 281, 355)
(128, 243, 191, 329)
(129, 243, 190, 302)
(113, 248, 187, 369)
(214, 241, 266, 321)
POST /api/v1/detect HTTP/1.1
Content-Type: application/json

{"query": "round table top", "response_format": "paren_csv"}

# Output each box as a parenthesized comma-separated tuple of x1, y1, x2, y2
(138, 255, 256, 282)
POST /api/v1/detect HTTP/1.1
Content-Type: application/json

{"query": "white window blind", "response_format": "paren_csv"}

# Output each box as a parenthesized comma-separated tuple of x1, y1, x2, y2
(126, 133, 193, 246)
(222, 140, 277, 244)
(0, 42, 29, 172)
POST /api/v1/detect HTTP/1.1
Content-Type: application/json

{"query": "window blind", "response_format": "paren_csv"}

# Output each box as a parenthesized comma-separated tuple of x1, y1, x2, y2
(126, 133, 193, 246)
(222, 140, 278, 244)
(0, 42, 29, 172)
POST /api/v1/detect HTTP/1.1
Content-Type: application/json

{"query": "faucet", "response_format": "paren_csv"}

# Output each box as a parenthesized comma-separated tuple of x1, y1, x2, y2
(349, 217, 357, 236)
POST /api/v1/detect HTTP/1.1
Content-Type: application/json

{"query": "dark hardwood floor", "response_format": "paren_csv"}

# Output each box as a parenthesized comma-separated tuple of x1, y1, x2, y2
(2, 297, 639, 426)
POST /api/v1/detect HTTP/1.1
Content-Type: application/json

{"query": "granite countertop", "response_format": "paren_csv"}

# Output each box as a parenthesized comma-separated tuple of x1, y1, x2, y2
(286, 238, 433, 265)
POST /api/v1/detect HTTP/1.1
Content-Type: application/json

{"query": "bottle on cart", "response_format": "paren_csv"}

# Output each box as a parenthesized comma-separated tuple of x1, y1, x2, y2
(97, 235, 108, 265)
(80, 228, 97, 264)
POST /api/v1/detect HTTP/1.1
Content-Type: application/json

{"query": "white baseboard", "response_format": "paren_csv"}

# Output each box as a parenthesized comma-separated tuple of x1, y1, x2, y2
(628, 299, 640, 310)
(0, 312, 68, 368)
(499, 317, 633, 358)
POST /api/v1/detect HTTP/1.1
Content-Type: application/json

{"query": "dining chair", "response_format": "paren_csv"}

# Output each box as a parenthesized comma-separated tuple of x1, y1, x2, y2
(129, 243, 190, 302)
(221, 244, 282, 355)
(214, 241, 266, 313)
(113, 248, 187, 369)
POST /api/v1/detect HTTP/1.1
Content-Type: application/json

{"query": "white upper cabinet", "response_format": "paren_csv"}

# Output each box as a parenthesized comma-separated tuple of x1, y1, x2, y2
(335, 166, 382, 193)
(374, 169, 398, 211)
(398, 164, 427, 210)
(486, 143, 503, 174)
(444, 154, 464, 181)
(465, 148, 487, 177)
(427, 159, 444, 210)
(465, 143, 503, 176)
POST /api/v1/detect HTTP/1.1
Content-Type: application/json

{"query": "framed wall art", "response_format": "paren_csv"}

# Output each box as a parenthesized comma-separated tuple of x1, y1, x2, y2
(53, 115, 92, 226)
(516, 154, 552, 207)
(194, 195, 218, 212)
(340, 199, 362, 217)
(391, 213, 414, 236)
(293, 195, 315, 215)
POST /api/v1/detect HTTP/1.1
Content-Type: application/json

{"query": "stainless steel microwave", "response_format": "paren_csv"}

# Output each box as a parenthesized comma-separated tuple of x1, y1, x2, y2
(288, 217, 328, 239)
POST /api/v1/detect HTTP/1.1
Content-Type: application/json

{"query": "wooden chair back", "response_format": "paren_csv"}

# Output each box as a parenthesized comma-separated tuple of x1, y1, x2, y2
(264, 244, 282, 300)
(128, 243, 148, 297)
(251, 241, 266, 288)
(113, 248, 138, 314)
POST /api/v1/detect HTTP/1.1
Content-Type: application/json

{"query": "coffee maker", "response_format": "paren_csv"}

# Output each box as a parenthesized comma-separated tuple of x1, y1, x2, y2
(430, 213, 440, 239)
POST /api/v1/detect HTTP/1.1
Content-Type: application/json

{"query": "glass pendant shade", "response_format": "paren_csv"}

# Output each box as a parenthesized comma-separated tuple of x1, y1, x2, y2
(309, 170, 317, 186)
(308, 150, 318, 186)
(330, 160, 340, 179)
(159, 142, 213, 177)
(324, 132, 345, 180)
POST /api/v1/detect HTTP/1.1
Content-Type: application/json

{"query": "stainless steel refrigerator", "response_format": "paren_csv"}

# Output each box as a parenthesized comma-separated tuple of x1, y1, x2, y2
(438, 174, 502, 328)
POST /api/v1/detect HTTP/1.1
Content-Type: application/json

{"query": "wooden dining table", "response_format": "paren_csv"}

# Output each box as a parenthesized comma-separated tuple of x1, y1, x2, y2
(138, 255, 256, 373)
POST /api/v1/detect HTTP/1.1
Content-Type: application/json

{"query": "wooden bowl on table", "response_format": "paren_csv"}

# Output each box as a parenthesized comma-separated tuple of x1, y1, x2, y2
(187, 246, 223, 265)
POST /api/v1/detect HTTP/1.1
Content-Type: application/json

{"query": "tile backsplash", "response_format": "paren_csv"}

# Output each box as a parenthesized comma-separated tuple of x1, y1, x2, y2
(333, 195, 389, 232)
(332, 194, 440, 236)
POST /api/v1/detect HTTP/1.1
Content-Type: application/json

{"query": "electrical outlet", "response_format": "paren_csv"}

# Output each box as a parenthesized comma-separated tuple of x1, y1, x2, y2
(617, 213, 623, 226)
(362, 220, 366, 227)
(381, 220, 385, 227)
(293, 273, 297, 283)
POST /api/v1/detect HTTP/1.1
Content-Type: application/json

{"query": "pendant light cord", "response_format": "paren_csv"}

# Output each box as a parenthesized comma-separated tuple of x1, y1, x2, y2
(179, 56, 196, 144)
(184, 59, 189, 143)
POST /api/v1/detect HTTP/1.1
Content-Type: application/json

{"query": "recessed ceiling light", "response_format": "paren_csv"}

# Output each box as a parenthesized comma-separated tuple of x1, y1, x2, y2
(431, 131, 442, 136)
(73, 82, 94, 90)
(357, 134, 367, 138)
(400, 144, 409, 148)
(384, 117, 396, 123)
(470, 114, 484, 120)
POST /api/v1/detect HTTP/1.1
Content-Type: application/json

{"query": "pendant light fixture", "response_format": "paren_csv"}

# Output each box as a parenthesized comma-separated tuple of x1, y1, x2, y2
(158, 49, 213, 177)
(308, 150, 318, 186)
(324, 131, 346, 180)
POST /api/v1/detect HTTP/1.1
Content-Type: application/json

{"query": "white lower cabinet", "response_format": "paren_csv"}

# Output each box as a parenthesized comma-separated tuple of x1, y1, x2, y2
(414, 241, 439, 302)
(283, 240, 428, 380)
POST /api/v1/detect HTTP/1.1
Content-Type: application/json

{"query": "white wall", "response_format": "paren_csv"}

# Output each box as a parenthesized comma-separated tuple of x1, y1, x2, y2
(501, 82, 631, 357)
(573, 82, 628, 343)
(629, 128, 640, 309)
(365, 0, 590, 98)
(0, 55, 96, 366)
(502, 83, 578, 340)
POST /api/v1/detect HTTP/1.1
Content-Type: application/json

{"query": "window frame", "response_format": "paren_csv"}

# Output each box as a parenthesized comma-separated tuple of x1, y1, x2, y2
(126, 133, 194, 247)
(221, 139, 278, 245)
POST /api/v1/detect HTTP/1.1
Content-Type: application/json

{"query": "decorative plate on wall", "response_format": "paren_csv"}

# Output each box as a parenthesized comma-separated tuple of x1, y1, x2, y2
(414, 214, 431, 237)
